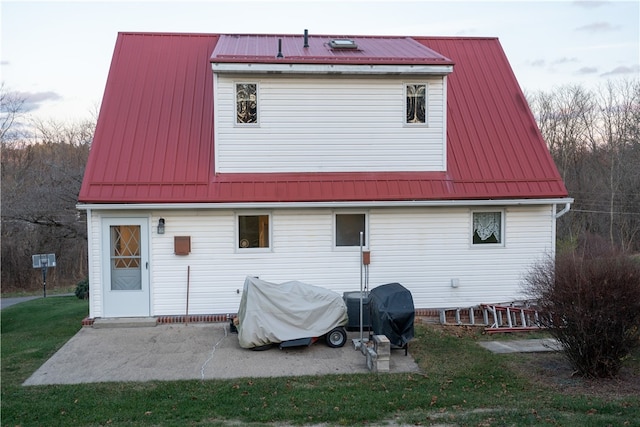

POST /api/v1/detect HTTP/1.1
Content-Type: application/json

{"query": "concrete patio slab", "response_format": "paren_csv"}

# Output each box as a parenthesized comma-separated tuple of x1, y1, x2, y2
(23, 323, 420, 385)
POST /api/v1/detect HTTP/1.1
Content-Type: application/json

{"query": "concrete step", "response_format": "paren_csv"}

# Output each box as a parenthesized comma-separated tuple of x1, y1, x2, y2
(92, 317, 157, 328)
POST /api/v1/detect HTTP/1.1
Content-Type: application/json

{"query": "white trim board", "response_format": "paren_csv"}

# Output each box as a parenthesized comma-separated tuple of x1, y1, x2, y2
(77, 198, 573, 211)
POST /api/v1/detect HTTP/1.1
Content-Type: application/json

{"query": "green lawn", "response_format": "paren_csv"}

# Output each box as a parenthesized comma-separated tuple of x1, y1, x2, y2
(2, 297, 639, 426)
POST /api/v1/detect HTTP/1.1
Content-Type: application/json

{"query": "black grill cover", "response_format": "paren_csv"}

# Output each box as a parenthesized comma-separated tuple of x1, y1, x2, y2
(369, 283, 415, 347)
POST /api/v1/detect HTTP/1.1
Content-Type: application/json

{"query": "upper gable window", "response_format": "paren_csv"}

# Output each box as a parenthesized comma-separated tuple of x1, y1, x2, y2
(235, 83, 258, 125)
(405, 83, 427, 124)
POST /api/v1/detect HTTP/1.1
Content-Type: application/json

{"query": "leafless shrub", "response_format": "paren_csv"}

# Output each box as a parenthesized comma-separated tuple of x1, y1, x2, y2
(525, 235, 640, 378)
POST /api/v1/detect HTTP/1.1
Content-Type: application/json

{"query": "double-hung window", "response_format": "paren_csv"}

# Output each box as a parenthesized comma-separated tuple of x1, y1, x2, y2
(472, 211, 504, 245)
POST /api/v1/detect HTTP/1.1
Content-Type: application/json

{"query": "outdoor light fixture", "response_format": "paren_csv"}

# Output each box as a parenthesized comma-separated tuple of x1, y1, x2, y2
(158, 218, 165, 234)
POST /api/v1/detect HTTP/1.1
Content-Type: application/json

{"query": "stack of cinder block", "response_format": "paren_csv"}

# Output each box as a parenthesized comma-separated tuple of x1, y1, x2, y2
(366, 335, 390, 372)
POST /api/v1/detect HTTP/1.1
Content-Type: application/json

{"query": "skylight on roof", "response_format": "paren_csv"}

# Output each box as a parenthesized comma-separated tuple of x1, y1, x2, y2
(329, 39, 358, 49)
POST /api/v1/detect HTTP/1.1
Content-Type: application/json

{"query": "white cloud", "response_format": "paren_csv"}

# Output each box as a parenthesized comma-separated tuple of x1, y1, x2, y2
(15, 91, 63, 113)
(575, 21, 622, 33)
(552, 57, 580, 65)
(576, 66, 599, 75)
(601, 64, 640, 76)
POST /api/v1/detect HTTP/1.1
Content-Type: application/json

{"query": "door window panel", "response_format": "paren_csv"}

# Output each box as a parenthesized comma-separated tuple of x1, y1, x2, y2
(110, 225, 142, 290)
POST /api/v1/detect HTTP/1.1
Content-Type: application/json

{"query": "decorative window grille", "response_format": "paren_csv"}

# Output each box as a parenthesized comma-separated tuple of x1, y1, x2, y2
(111, 225, 141, 268)
(405, 83, 426, 124)
(473, 212, 502, 244)
(236, 83, 257, 124)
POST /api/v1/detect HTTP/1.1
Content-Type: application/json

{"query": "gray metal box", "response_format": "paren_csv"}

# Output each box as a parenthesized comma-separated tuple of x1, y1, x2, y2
(343, 291, 371, 331)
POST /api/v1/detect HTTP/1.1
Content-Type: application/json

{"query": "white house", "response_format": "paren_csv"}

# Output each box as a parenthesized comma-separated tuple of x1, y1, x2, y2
(77, 32, 571, 322)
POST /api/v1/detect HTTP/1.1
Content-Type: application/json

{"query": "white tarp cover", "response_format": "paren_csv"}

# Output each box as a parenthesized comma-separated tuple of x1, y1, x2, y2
(237, 276, 348, 349)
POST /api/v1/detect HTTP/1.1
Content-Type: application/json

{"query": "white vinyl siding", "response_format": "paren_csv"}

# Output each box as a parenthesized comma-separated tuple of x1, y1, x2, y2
(368, 206, 554, 307)
(87, 205, 555, 317)
(214, 75, 446, 173)
(87, 211, 103, 318)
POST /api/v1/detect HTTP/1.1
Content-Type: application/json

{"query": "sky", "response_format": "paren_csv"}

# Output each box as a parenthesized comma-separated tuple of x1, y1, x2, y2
(1, 0, 639, 123)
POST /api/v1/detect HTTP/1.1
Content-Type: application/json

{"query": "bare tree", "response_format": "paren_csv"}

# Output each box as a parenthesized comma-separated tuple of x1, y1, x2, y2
(594, 79, 640, 250)
(528, 78, 640, 253)
(529, 85, 595, 180)
(1, 84, 93, 291)
(0, 83, 30, 145)
(529, 84, 596, 246)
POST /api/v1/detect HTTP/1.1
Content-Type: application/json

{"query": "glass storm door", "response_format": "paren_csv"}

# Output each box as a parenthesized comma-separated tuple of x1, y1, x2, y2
(102, 218, 149, 317)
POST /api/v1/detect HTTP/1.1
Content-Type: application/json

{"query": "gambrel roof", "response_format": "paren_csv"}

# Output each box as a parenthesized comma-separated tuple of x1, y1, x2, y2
(78, 32, 567, 204)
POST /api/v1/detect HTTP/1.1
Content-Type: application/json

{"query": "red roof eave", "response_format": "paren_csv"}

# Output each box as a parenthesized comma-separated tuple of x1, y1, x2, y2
(79, 172, 568, 204)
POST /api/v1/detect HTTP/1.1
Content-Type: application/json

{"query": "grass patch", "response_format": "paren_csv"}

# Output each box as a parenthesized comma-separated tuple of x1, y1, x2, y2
(1, 296, 88, 385)
(2, 298, 639, 426)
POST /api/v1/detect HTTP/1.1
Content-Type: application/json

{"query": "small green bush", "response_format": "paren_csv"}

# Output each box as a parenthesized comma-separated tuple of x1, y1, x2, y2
(525, 235, 640, 378)
(75, 277, 89, 300)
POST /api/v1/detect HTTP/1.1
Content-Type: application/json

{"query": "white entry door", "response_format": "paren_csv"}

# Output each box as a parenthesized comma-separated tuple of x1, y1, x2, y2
(102, 218, 150, 317)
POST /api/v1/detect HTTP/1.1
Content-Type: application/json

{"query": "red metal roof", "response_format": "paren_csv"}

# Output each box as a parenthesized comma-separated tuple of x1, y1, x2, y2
(211, 33, 453, 65)
(79, 32, 568, 204)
